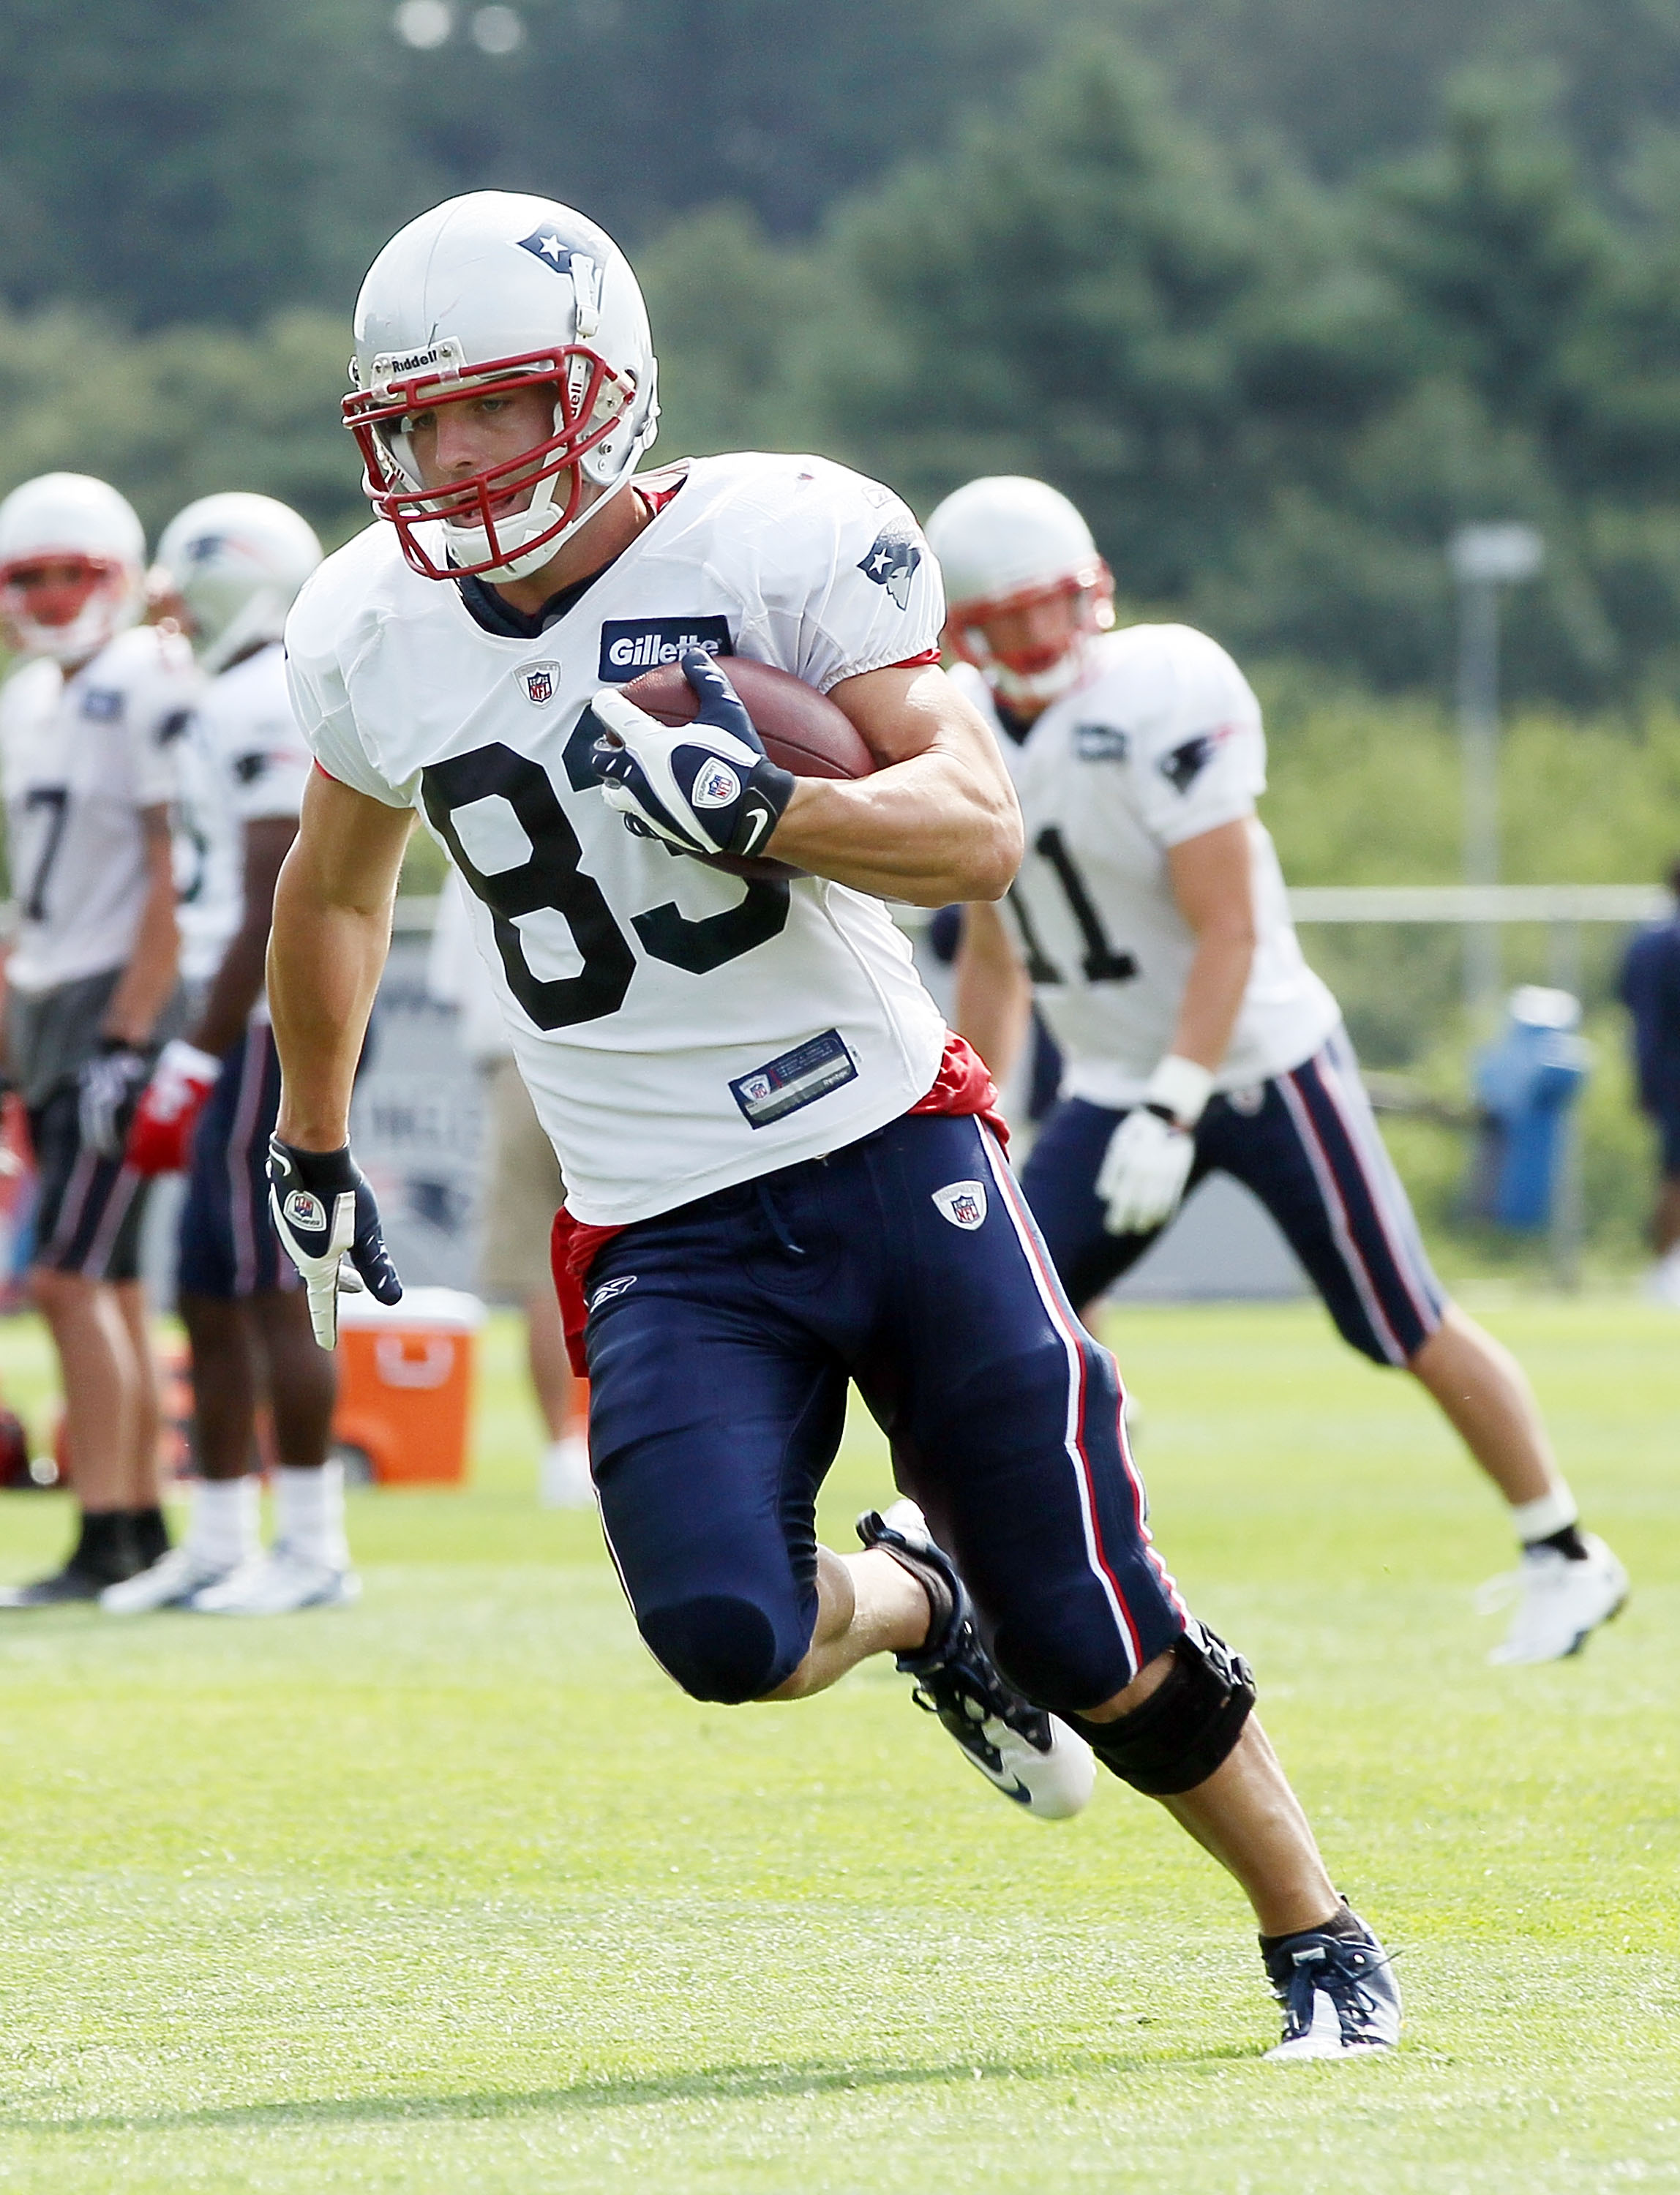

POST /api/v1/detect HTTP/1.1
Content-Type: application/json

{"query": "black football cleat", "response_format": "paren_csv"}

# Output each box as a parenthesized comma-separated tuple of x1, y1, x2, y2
(1264, 1909, 1401, 2059)
(858, 1499, 1094, 1820)
(0, 1563, 116, 1608)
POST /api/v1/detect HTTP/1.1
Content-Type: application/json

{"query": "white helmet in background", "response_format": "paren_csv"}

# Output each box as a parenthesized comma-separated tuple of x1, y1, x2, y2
(151, 492, 323, 672)
(344, 192, 660, 582)
(925, 476, 1114, 708)
(0, 473, 146, 667)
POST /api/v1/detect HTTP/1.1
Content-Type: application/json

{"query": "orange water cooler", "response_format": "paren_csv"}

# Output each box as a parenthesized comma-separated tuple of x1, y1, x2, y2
(331, 1288, 485, 1485)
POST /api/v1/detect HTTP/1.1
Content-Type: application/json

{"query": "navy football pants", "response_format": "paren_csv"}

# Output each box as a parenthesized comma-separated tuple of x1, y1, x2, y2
(178, 1024, 295, 1300)
(582, 1111, 1186, 1711)
(1023, 1029, 1446, 1365)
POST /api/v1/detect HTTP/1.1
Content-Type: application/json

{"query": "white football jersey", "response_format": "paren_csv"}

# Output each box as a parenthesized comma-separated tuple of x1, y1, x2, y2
(954, 626, 1338, 1106)
(176, 640, 312, 995)
(286, 453, 949, 1225)
(0, 625, 198, 995)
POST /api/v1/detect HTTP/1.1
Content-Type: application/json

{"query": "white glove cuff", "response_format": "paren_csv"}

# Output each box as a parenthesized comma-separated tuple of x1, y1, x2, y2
(1145, 1054, 1214, 1129)
(162, 1039, 223, 1083)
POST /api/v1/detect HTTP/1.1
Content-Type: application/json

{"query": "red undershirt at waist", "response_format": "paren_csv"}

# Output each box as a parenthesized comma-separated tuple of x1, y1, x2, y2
(549, 1029, 1004, 1376)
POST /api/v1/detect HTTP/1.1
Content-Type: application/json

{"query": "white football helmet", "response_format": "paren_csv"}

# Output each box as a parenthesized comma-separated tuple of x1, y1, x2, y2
(925, 476, 1114, 708)
(344, 192, 660, 582)
(151, 492, 323, 672)
(0, 473, 146, 667)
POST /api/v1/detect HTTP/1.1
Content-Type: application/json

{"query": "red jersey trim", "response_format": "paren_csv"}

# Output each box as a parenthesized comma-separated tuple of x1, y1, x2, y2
(549, 1032, 1005, 1378)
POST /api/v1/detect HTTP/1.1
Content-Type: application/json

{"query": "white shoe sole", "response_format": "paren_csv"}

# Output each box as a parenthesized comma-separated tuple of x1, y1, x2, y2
(192, 1568, 361, 1616)
(100, 1558, 239, 1615)
(979, 1714, 1095, 1820)
(1266, 1988, 1399, 2060)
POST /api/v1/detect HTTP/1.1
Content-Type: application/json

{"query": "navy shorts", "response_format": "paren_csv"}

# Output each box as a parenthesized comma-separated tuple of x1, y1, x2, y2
(177, 1024, 295, 1301)
(582, 1111, 1187, 1713)
(1658, 1110, 1680, 1179)
(1023, 1028, 1446, 1367)
(27, 1086, 151, 1283)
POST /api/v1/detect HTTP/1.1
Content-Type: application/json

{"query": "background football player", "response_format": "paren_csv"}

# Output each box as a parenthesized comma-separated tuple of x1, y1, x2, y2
(108, 492, 349, 1615)
(427, 872, 590, 1507)
(0, 473, 196, 1603)
(263, 192, 1399, 2058)
(934, 475, 1627, 1666)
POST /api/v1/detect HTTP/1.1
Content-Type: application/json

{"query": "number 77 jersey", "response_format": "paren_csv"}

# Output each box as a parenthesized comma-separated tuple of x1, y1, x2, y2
(950, 624, 1338, 1111)
(283, 452, 950, 1227)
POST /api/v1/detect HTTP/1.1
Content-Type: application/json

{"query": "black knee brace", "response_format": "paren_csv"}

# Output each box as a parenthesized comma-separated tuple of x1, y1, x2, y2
(1067, 1621, 1256, 1796)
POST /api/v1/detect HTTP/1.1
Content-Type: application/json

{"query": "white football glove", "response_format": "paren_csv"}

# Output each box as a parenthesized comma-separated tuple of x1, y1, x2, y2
(78, 1043, 153, 1160)
(1096, 1109, 1196, 1237)
(1095, 1054, 1214, 1237)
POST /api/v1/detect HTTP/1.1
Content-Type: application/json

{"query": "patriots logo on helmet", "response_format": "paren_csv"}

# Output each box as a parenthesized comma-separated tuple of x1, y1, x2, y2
(858, 526, 922, 610)
(517, 229, 580, 272)
(185, 533, 227, 565)
(517, 660, 560, 706)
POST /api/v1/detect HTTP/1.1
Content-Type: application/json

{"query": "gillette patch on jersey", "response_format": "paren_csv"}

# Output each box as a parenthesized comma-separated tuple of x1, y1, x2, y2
(1075, 723, 1130, 762)
(730, 1029, 858, 1128)
(598, 616, 732, 681)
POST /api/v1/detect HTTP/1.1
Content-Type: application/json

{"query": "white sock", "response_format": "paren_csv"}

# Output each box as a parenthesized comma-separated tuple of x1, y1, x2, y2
(274, 1462, 350, 1569)
(1510, 1485, 1579, 1546)
(189, 1477, 260, 1571)
(539, 1433, 593, 1509)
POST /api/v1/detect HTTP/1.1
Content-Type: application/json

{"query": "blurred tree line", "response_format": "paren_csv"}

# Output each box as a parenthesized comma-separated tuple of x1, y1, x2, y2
(7, 6, 1680, 702)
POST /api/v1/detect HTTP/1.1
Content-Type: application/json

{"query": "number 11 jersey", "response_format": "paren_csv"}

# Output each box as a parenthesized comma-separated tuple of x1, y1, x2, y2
(952, 625, 1338, 1109)
(285, 453, 949, 1226)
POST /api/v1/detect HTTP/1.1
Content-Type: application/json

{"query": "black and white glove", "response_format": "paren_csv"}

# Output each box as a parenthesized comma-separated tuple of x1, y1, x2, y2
(1095, 1055, 1214, 1237)
(266, 1136, 402, 1350)
(78, 1040, 152, 1160)
(588, 646, 795, 861)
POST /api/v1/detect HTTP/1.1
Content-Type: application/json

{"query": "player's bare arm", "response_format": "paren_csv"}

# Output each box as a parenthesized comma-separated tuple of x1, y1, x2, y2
(1163, 817, 1258, 1072)
(100, 803, 180, 1044)
(269, 770, 413, 1152)
(953, 899, 1032, 1080)
(765, 662, 1023, 907)
(190, 815, 298, 1059)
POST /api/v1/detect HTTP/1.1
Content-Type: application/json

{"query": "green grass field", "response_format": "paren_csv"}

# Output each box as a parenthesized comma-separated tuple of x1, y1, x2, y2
(0, 1297, 1674, 2194)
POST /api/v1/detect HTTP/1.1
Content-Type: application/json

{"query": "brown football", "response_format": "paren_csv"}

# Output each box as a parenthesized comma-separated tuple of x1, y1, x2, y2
(620, 654, 874, 882)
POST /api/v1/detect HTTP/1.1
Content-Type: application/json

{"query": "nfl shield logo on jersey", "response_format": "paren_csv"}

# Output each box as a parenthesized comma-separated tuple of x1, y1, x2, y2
(931, 1179, 988, 1231)
(517, 660, 560, 706)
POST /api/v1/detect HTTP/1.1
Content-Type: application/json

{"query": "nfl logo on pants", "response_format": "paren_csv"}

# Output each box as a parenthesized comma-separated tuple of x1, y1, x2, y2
(932, 1179, 988, 1231)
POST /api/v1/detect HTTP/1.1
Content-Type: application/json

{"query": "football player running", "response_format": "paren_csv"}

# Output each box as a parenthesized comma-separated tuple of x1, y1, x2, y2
(934, 476, 1627, 1667)
(267, 193, 1400, 2058)
(105, 494, 350, 1616)
(0, 474, 197, 1602)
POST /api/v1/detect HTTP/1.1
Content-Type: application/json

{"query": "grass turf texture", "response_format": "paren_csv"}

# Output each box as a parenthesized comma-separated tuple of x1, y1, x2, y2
(0, 1299, 1673, 2193)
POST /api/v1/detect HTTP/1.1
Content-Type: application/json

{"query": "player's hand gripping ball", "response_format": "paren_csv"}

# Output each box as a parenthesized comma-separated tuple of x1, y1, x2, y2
(1095, 1107, 1196, 1237)
(125, 1039, 222, 1175)
(590, 648, 797, 864)
(266, 1136, 402, 1349)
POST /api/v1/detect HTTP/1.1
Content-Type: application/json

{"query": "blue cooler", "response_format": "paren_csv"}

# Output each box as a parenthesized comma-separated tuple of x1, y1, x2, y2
(1467, 987, 1591, 1229)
